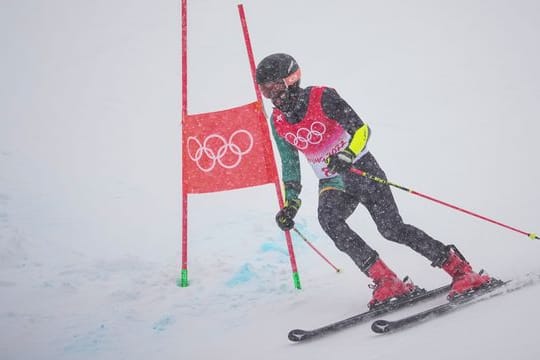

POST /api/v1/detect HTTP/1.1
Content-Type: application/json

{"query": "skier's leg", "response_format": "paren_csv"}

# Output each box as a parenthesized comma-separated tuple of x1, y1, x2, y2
(344, 152, 448, 263)
(346, 153, 492, 297)
(317, 189, 378, 272)
(318, 188, 414, 307)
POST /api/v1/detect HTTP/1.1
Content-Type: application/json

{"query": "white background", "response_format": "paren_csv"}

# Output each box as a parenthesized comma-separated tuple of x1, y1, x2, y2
(1, 0, 540, 359)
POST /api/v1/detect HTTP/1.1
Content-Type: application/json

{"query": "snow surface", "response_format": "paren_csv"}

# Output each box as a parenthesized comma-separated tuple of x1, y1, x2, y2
(2, 0, 540, 359)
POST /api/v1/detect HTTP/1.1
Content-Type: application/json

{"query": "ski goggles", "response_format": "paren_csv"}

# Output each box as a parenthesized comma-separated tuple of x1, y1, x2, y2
(258, 68, 301, 98)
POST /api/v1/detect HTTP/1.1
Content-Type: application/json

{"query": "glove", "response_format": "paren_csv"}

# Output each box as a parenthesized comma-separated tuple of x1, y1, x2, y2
(326, 147, 356, 174)
(275, 198, 302, 231)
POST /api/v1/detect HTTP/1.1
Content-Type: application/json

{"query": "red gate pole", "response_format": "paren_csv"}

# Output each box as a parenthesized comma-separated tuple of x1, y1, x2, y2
(237, 4, 302, 289)
(179, 0, 189, 287)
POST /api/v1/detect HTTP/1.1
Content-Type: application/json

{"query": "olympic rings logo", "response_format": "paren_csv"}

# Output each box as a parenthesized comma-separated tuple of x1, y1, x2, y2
(285, 121, 326, 150)
(187, 129, 254, 172)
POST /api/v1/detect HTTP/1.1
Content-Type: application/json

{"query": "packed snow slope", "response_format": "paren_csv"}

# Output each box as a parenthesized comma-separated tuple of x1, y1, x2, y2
(1, 0, 540, 359)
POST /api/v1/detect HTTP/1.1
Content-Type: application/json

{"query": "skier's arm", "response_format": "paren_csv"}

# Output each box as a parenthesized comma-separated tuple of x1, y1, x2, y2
(269, 117, 302, 202)
(322, 87, 370, 156)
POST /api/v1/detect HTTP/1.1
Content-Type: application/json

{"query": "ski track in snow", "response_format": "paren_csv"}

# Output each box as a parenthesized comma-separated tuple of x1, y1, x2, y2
(0, 205, 318, 359)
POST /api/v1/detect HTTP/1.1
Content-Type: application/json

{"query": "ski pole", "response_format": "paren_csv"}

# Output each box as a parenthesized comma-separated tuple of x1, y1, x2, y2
(292, 227, 342, 273)
(350, 167, 539, 240)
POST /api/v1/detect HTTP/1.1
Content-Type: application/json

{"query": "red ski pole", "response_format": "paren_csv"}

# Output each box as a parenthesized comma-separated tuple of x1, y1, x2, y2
(350, 167, 539, 240)
(292, 227, 342, 273)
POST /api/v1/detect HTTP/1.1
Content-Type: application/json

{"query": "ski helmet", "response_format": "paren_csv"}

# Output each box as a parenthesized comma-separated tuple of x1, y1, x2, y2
(256, 53, 301, 86)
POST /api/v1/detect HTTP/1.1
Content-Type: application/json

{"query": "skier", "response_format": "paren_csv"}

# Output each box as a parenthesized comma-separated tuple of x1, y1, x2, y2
(256, 53, 493, 308)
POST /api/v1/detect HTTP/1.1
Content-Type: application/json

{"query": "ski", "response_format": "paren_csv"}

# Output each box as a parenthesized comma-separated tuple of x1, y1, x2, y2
(371, 273, 540, 334)
(288, 283, 451, 342)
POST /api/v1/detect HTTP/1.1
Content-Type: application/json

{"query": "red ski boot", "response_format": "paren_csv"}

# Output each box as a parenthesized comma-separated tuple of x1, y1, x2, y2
(366, 258, 416, 309)
(441, 246, 491, 299)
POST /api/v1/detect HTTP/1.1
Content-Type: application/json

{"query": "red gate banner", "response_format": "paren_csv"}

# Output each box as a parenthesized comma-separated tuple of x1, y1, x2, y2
(182, 101, 276, 194)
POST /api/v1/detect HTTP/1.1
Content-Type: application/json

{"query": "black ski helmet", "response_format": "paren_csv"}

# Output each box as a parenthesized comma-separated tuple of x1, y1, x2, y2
(256, 53, 301, 86)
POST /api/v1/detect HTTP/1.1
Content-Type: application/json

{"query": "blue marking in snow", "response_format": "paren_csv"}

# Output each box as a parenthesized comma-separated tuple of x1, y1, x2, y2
(63, 324, 110, 354)
(259, 242, 288, 255)
(226, 263, 257, 287)
(152, 315, 175, 332)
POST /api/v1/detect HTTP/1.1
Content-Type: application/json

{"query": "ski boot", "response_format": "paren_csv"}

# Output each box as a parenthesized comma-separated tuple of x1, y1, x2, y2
(440, 245, 492, 299)
(366, 258, 417, 309)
